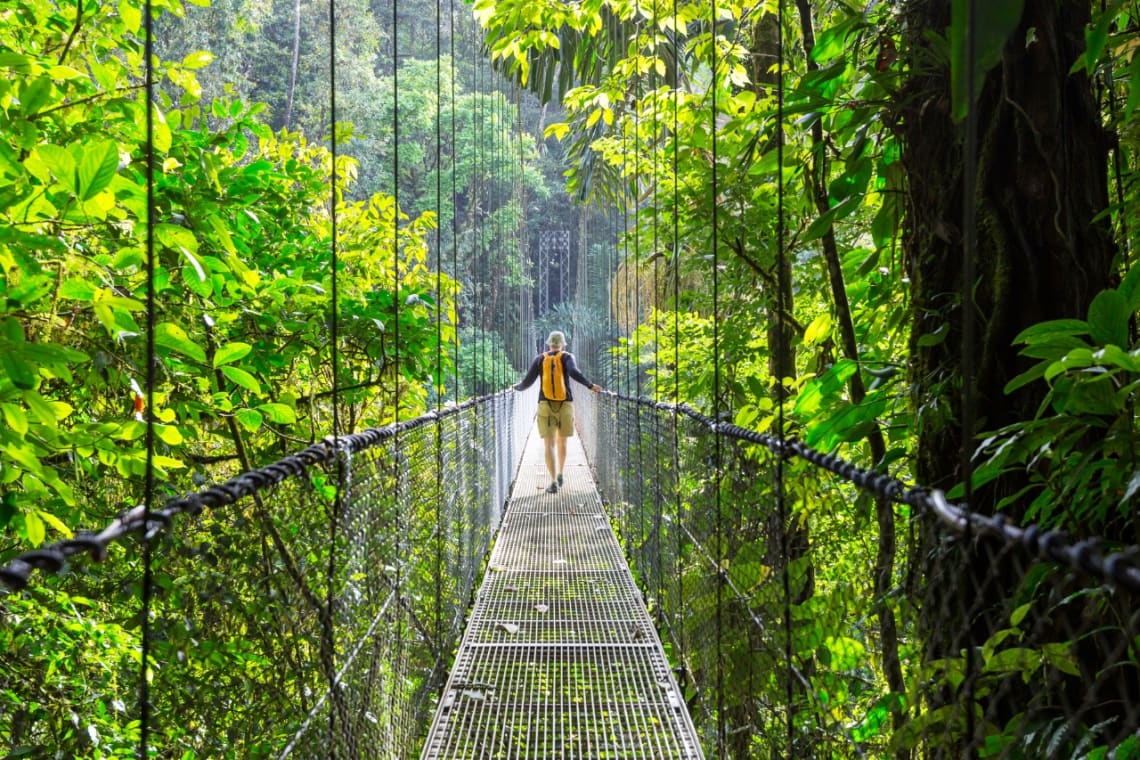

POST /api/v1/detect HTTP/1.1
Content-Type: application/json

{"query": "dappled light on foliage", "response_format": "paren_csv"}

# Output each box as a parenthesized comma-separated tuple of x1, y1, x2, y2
(4, 0, 1140, 754)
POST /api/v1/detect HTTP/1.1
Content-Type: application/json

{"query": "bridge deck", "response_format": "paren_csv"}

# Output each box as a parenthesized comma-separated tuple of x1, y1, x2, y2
(420, 428, 704, 759)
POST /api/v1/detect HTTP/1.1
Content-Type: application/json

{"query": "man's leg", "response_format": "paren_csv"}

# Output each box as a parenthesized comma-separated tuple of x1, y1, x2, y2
(555, 434, 567, 484)
(544, 436, 557, 485)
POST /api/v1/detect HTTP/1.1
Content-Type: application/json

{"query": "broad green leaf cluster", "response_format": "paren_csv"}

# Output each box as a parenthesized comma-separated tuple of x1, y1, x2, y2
(479, 0, 1140, 755)
(1, 0, 459, 753)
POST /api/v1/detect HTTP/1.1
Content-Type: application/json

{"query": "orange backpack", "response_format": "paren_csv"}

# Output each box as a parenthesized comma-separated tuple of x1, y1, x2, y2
(541, 350, 568, 401)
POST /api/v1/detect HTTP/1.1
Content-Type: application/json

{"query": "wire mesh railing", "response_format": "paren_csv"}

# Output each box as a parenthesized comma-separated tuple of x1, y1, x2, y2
(577, 390, 1140, 759)
(0, 390, 534, 758)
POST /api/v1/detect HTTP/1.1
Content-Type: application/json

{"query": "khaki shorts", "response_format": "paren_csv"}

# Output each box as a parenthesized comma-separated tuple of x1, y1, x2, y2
(537, 399, 575, 439)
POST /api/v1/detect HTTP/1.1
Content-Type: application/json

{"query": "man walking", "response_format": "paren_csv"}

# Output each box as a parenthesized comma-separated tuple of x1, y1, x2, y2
(513, 330, 601, 493)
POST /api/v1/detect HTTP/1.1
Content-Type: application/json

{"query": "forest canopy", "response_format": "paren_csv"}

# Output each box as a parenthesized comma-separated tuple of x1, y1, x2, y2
(2, 0, 1139, 755)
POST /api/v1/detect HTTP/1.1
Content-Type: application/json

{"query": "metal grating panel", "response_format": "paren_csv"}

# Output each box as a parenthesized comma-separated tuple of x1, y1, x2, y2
(470, 571, 654, 645)
(426, 645, 697, 759)
(421, 433, 704, 759)
(489, 514, 626, 572)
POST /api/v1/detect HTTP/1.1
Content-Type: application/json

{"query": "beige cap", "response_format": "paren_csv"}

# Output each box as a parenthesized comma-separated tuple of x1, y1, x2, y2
(546, 330, 566, 347)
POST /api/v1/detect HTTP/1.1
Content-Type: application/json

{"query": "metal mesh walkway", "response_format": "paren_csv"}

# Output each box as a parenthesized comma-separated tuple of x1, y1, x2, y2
(420, 428, 704, 759)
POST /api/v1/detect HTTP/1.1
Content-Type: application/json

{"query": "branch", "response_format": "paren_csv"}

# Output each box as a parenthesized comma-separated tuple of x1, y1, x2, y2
(30, 85, 145, 122)
(58, 0, 84, 66)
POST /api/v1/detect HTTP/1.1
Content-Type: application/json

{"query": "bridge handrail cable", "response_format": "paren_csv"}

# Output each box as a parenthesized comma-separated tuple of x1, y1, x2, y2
(608, 390, 1140, 593)
(0, 393, 499, 592)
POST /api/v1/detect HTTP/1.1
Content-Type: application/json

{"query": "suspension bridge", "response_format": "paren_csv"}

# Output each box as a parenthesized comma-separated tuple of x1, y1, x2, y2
(2, 388, 1138, 758)
(3, 0, 1140, 753)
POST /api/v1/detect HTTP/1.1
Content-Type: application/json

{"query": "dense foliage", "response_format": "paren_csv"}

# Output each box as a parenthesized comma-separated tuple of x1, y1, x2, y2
(0, 0, 470, 753)
(478, 0, 1140, 755)
(3, 0, 1139, 755)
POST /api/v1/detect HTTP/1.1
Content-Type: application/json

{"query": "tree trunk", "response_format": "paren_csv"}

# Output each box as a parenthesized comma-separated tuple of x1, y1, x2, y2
(793, 0, 906, 742)
(743, 12, 814, 755)
(900, 0, 1114, 752)
(284, 0, 303, 130)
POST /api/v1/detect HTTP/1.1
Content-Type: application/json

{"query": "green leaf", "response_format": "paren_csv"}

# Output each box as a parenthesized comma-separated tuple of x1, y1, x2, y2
(1009, 602, 1032, 627)
(1044, 348, 1093, 382)
(36, 144, 78, 194)
(59, 278, 97, 300)
(0, 52, 36, 74)
(544, 122, 570, 140)
(810, 16, 863, 62)
(20, 77, 53, 118)
(803, 196, 860, 242)
(734, 404, 758, 429)
(1, 403, 29, 435)
(917, 323, 949, 347)
(1003, 362, 1048, 395)
(23, 510, 45, 546)
(5, 444, 42, 472)
(35, 509, 72, 538)
(1126, 53, 1140, 117)
(795, 360, 858, 416)
(155, 424, 183, 446)
(950, 0, 1024, 122)
(182, 51, 215, 69)
(850, 694, 904, 743)
(182, 264, 214, 297)
(1019, 334, 1090, 361)
(983, 646, 1039, 676)
(803, 313, 832, 346)
(117, 421, 146, 441)
(1118, 264, 1140, 311)
(0, 351, 37, 390)
(1071, 7, 1113, 75)
(1014, 319, 1089, 344)
(1058, 375, 1119, 416)
(804, 396, 888, 449)
(821, 636, 866, 670)
(871, 193, 901, 249)
(47, 65, 83, 80)
(828, 156, 872, 205)
(118, 0, 141, 32)
(257, 402, 296, 424)
(153, 455, 185, 471)
(1087, 289, 1128, 347)
(221, 365, 262, 394)
(213, 342, 252, 368)
(154, 322, 207, 363)
(234, 408, 264, 432)
(153, 106, 172, 152)
(1091, 345, 1136, 371)
(22, 390, 58, 426)
(77, 141, 119, 200)
(155, 223, 200, 256)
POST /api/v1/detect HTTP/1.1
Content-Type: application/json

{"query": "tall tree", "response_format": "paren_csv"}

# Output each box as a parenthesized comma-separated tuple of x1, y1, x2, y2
(900, 0, 1117, 750)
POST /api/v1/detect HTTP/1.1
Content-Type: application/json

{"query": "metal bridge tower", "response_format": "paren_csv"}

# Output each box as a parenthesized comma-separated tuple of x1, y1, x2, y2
(536, 228, 570, 320)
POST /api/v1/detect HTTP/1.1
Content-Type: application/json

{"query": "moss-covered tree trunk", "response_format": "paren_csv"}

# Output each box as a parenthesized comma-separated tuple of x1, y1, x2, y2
(899, 0, 1114, 752)
(903, 0, 1113, 496)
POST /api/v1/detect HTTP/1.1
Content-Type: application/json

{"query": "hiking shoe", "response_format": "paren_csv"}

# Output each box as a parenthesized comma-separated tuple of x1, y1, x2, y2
(546, 482, 558, 494)
(557, 473, 564, 487)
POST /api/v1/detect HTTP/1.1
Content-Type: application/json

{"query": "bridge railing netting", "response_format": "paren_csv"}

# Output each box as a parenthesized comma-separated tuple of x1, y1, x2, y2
(577, 391, 1140, 759)
(1, 391, 534, 758)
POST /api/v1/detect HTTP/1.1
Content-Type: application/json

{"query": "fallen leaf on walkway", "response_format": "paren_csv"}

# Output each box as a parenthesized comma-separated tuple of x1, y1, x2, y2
(534, 603, 549, 613)
(495, 622, 520, 634)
